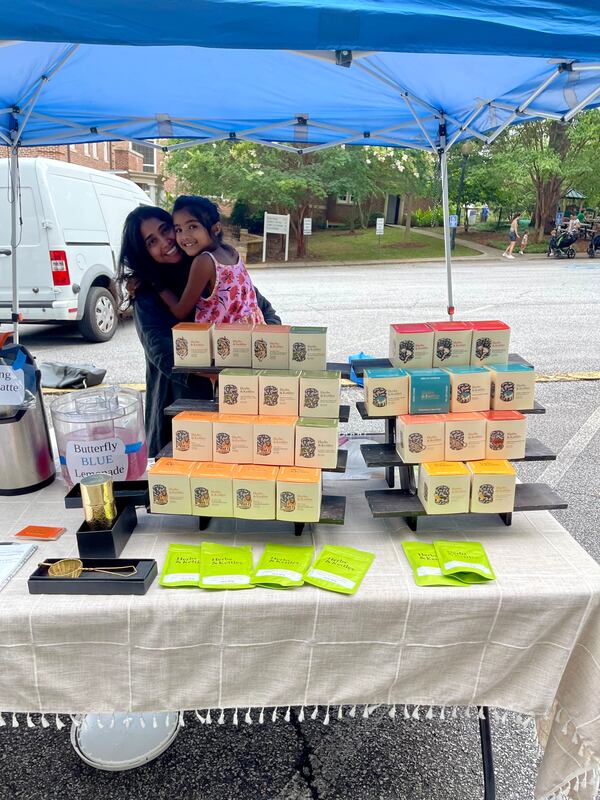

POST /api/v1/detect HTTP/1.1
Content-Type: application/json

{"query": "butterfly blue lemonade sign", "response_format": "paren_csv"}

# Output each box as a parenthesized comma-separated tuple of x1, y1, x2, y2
(65, 438, 128, 482)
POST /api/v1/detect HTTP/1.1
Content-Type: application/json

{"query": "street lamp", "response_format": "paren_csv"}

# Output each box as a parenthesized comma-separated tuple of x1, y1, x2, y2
(451, 141, 475, 250)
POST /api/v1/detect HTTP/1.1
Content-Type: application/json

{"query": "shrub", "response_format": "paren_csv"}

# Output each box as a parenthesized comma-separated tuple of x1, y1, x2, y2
(412, 208, 444, 227)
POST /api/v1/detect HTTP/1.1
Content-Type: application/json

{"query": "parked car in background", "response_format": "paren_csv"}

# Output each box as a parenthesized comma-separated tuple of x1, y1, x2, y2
(0, 158, 150, 341)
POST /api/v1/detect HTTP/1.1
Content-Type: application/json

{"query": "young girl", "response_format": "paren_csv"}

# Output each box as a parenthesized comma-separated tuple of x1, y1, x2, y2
(156, 196, 265, 324)
(519, 229, 529, 255)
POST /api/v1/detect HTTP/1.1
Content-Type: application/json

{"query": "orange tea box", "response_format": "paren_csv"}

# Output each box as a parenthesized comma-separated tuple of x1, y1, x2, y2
(467, 459, 516, 513)
(396, 414, 445, 463)
(277, 466, 322, 523)
(213, 414, 255, 464)
(232, 464, 278, 520)
(172, 322, 213, 367)
(469, 320, 511, 366)
(213, 323, 253, 367)
(190, 462, 236, 518)
(148, 458, 193, 515)
(418, 461, 471, 515)
(482, 410, 527, 460)
(441, 412, 486, 461)
(253, 415, 297, 466)
(429, 321, 473, 367)
(389, 323, 434, 369)
(172, 411, 217, 461)
(258, 370, 300, 416)
(218, 368, 259, 415)
(252, 324, 291, 369)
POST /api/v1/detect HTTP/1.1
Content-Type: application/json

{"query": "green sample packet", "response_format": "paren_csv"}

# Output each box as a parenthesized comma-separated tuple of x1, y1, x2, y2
(159, 544, 202, 588)
(304, 545, 374, 595)
(402, 541, 465, 587)
(251, 543, 315, 588)
(434, 540, 495, 584)
(199, 542, 254, 590)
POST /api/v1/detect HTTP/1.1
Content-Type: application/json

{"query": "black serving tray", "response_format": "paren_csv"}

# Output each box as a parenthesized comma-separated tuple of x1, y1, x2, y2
(28, 558, 157, 595)
(76, 503, 138, 559)
(64, 480, 149, 509)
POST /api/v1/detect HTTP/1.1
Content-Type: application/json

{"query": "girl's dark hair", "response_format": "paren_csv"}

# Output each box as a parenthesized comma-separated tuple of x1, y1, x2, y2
(172, 195, 236, 255)
(117, 205, 176, 290)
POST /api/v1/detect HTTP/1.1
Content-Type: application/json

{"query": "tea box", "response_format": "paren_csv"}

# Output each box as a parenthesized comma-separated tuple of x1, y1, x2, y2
(212, 414, 255, 464)
(418, 461, 471, 515)
(213, 323, 253, 367)
(253, 415, 297, 466)
(232, 465, 278, 520)
(487, 363, 536, 411)
(252, 324, 291, 369)
(363, 367, 409, 417)
(277, 466, 322, 523)
(429, 321, 473, 367)
(445, 366, 491, 413)
(408, 368, 451, 414)
(258, 370, 300, 416)
(189, 462, 236, 517)
(441, 412, 486, 461)
(470, 320, 511, 366)
(389, 322, 434, 369)
(294, 417, 338, 469)
(148, 458, 193, 515)
(299, 370, 341, 419)
(172, 411, 217, 462)
(172, 323, 213, 367)
(482, 410, 527, 460)
(396, 414, 445, 463)
(467, 459, 516, 513)
(288, 326, 327, 370)
(218, 368, 259, 415)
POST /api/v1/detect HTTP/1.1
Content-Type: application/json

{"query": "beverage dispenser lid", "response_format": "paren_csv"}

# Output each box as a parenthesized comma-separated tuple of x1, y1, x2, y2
(51, 385, 142, 423)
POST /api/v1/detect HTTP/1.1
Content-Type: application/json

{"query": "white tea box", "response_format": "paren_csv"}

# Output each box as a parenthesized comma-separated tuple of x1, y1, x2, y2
(148, 459, 193, 515)
(213, 323, 253, 367)
(252, 324, 291, 369)
(467, 460, 516, 513)
(218, 368, 259, 415)
(396, 414, 445, 463)
(389, 323, 434, 369)
(172, 411, 217, 461)
(429, 321, 473, 367)
(363, 367, 409, 416)
(294, 417, 338, 469)
(299, 370, 341, 419)
(277, 466, 322, 523)
(232, 465, 278, 520)
(487, 363, 536, 411)
(258, 370, 300, 416)
(442, 412, 486, 461)
(213, 414, 255, 464)
(172, 323, 213, 367)
(190, 462, 235, 518)
(445, 366, 491, 412)
(482, 410, 527, 460)
(470, 320, 511, 366)
(253, 415, 297, 466)
(289, 326, 327, 370)
(418, 461, 471, 515)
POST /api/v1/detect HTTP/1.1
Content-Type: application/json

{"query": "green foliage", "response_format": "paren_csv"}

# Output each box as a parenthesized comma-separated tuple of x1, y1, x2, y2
(412, 207, 444, 227)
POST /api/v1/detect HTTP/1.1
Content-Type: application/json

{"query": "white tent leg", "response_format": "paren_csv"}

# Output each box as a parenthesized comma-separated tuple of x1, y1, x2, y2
(9, 146, 19, 343)
(439, 147, 454, 320)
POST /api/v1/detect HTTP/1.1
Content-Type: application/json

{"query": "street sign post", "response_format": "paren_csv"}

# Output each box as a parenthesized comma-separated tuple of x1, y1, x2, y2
(263, 213, 291, 262)
(449, 214, 458, 228)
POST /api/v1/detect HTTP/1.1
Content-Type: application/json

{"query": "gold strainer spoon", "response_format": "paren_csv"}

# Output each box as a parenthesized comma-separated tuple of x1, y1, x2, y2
(40, 559, 137, 578)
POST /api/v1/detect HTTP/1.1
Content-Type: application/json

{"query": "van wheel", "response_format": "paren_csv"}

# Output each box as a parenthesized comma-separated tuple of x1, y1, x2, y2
(78, 286, 117, 342)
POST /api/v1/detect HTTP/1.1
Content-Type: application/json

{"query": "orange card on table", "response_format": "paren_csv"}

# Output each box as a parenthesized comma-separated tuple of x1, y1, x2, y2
(15, 525, 66, 541)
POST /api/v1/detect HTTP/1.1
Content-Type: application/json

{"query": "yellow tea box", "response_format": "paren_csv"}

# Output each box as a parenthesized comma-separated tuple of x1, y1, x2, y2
(429, 321, 473, 367)
(441, 412, 486, 461)
(172, 323, 213, 367)
(396, 414, 445, 463)
(172, 411, 217, 461)
(467, 459, 516, 513)
(218, 368, 259, 415)
(148, 458, 193, 515)
(418, 461, 471, 515)
(213, 323, 253, 367)
(289, 326, 327, 370)
(253, 415, 297, 466)
(482, 411, 527, 460)
(470, 320, 511, 366)
(363, 367, 409, 417)
(295, 417, 338, 469)
(487, 363, 536, 411)
(299, 370, 341, 418)
(232, 465, 278, 520)
(190, 462, 236, 517)
(252, 324, 291, 369)
(258, 370, 300, 416)
(445, 366, 491, 413)
(277, 466, 322, 523)
(213, 414, 255, 464)
(389, 323, 434, 369)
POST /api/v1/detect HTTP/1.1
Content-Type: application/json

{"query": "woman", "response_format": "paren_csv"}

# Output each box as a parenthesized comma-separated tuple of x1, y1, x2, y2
(502, 213, 521, 260)
(118, 206, 281, 457)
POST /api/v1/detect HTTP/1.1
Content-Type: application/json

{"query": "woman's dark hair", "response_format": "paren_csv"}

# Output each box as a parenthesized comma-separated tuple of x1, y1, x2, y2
(117, 205, 176, 291)
(173, 195, 236, 255)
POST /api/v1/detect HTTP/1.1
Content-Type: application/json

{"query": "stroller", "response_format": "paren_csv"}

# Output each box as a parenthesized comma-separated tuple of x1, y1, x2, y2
(547, 229, 577, 258)
(587, 232, 600, 258)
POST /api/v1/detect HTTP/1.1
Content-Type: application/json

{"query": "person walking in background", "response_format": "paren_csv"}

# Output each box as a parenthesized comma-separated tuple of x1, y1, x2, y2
(503, 213, 521, 259)
(519, 228, 529, 255)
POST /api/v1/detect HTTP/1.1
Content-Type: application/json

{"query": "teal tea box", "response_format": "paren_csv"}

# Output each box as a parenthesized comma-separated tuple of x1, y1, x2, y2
(445, 366, 491, 413)
(487, 363, 536, 411)
(408, 369, 451, 415)
(363, 367, 409, 417)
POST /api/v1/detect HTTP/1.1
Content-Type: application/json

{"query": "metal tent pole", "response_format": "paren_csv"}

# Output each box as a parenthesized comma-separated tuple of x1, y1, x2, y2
(439, 129, 454, 319)
(9, 145, 19, 343)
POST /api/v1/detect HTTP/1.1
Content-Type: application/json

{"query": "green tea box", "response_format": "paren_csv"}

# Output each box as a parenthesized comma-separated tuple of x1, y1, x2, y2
(277, 466, 322, 523)
(467, 459, 516, 513)
(396, 414, 445, 463)
(470, 320, 511, 366)
(299, 370, 341, 418)
(172, 322, 213, 367)
(232, 464, 278, 520)
(253, 415, 297, 466)
(258, 370, 300, 416)
(487, 363, 536, 411)
(213, 323, 253, 367)
(429, 321, 473, 367)
(289, 326, 327, 370)
(213, 414, 255, 464)
(445, 366, 491, 412)
(148, 458, 193, 515)
(172, 411, 217, 462)
(218, 368, 259, 415)
(295, 417, 338, 469)
(363, 367, 409, 417)
(389, 323, 434, 369)
(482, 410, 527, 460)
(252, 324, 291, 370)
(418, 461, 471, 515)
(190, 462, 235, 517)
(441, 412, 486, 461)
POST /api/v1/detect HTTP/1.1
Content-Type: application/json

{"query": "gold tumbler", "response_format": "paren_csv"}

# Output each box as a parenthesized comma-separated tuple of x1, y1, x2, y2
(80, 473, 117, 530)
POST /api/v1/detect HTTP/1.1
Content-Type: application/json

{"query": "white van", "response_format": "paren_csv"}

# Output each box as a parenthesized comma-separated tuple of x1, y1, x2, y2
(0, 158, 150, 341)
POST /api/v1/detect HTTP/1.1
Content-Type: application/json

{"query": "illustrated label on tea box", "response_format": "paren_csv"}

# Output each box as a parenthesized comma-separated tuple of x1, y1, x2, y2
(190, 462, 235, 517)
(363, 367, 408, 417)
(172, 412, 217, 461)
(396, 414, 445, 463)
(299, 370, 341, 418)
(487, 363, 536, 411)
(408, 369, 451, 414)
(253, 416, 297, 466)
(259, 370, 300, 416)
(252, 325, 291, 370)
(277, 466, 322, 523)
(289, 326, 327, 370)
(213, 324, 253, 367)
(418, 461, 471, 515)
(389, 323, 434, 369)
(445, 366, 491, 412)
(470, 320, 511, 365)
(218, 369, 259, 415)
(172, 323, 213, 367)
(482, 410, 527, 460)
(295, 417, 338, 469)
(213, 414, 255, 464)
(232, 465, 278, 520)
(467, 460, 516, 513)
(148, 458, 193, 515)
(429, 321, 473, 367)
(441, 412, 486, 461)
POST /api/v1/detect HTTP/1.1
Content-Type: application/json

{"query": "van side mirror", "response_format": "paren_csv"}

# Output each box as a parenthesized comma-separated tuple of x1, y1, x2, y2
(0, 249, 11, 256)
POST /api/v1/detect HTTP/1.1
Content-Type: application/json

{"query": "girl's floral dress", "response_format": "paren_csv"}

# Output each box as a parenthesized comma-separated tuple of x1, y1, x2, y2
(194, 251, 265, 325)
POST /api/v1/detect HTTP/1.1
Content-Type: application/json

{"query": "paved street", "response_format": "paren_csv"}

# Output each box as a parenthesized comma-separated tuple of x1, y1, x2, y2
(5, 255, 600, 800)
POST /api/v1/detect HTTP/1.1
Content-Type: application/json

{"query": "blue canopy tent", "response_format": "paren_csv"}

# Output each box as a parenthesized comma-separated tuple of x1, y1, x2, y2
(0, 1, 600, 341)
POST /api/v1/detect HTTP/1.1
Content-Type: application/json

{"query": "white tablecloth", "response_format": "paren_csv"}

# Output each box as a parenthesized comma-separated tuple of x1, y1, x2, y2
(0, 476, 599, 800)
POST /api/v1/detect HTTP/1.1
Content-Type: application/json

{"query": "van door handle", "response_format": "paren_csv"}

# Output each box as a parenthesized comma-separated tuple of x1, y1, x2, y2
(0, 249, 11, 256)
